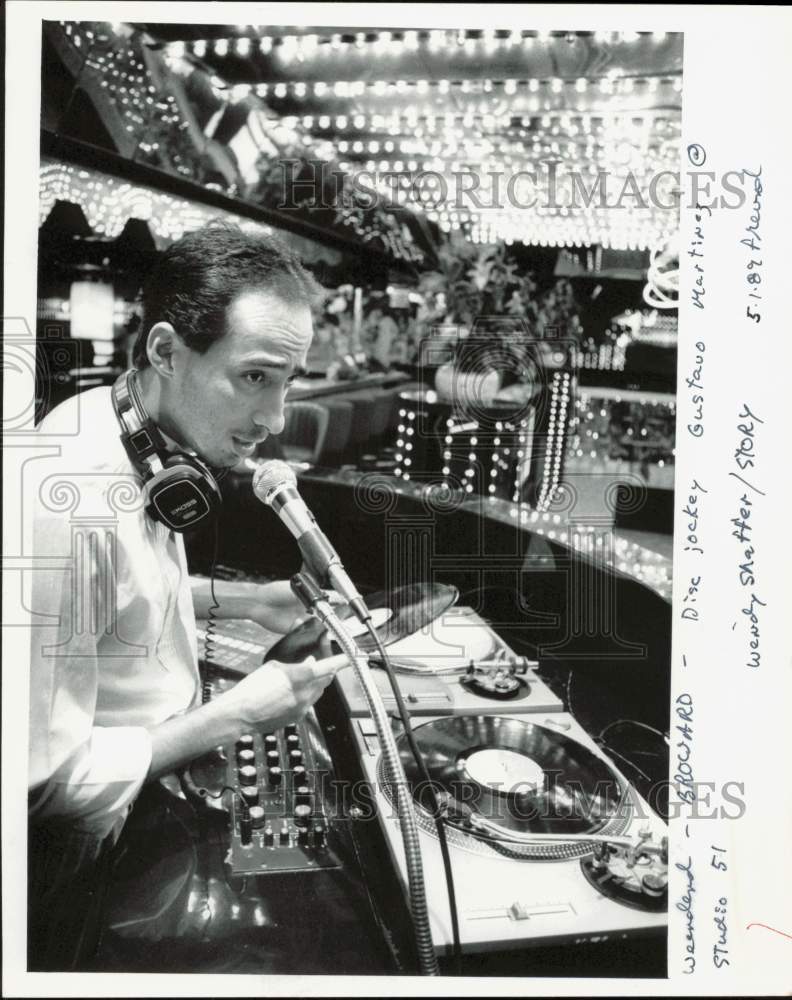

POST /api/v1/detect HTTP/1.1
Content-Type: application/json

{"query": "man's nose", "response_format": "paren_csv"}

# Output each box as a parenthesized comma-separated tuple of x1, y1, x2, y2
(253, 401, 285, 437)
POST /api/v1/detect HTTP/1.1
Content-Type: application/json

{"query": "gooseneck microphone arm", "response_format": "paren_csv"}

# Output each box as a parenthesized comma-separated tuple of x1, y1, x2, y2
(290, 572, 439, 976)
(252, 460, 371, 624)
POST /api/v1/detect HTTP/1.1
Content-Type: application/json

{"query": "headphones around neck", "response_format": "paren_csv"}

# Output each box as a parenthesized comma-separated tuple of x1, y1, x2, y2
(112, 369, 222, 532)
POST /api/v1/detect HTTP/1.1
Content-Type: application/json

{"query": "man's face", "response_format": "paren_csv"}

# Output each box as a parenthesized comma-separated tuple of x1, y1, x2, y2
(164, 288, 313, 468)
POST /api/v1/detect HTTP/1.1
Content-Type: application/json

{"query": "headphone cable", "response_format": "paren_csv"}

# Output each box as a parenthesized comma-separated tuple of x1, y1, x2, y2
(202, 516, 221, 676)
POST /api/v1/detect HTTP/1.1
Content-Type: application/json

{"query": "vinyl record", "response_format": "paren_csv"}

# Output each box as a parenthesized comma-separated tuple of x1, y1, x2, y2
(266, 582, 459, 663)
(397, 716, 626, 836)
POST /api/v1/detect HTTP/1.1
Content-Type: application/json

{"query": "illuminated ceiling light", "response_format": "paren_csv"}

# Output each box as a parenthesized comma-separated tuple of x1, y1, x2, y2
(193, 39, 207, 57)
(318, 115, 330, 129)
(235, 37, 251, 56)
(504, 79, 517, 95)
(416, 79, 429, 95)
(335, 115, 347, 129)
(354, 114, 366, 128)
(333, 80, 349, 97)
(529, 78, 539, 92)
(313, 81, 327, 96)
(619, 31, 640, 43)
(536, 30, 552, 43)
(302, 115, 314, 128)
(551, 77, 563, 93)
(294, 82, 306, 97)
(428, 30, 444, 51)
(168, 41, 186, 58)
(279, 36, 299, 61)
(673, 77, 683, 92)
(330, 33, 342, 49)
(274, 83, 287, 98)
(404, 30, 419, 51)
(438, 79, 450, 95)
(355, 32, 366, 48)
(214, 38, 229, 57)
(652, 31, 667, 42)
(575, 78, 588, 92)
(594, 30, 612, 43)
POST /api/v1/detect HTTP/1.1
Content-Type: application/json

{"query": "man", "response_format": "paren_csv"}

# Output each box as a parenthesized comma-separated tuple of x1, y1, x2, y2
(28, 225, 344, 968)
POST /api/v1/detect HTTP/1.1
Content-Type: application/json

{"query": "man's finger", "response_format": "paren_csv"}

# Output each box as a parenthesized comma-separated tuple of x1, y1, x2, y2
(310, 653, 350, 679)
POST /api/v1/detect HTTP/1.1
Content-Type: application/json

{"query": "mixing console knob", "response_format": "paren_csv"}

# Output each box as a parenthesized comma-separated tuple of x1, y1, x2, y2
(313, 825, 325, 848)
(294, 804, 312, 830)
(268, 766, 282, 787)
(237, 748, 256, 767)
(240, 811, 252, 846)
(264, 734, 278, 749)
(266, 750, 281, 768)
(264, 826, 274, 846)
(295, 785, 311, 806)
(249, 805, 266, 829)
(285, 723, 298, 736)
(289, 749, 303, 767)
(236, 734, 255, 750)
(297, 826, 309, 846)
(238, 765, 258, 786)
(292, 765, 308, 787)
(240, 786, 259, 808)
(286, 734, 300, 749)
(279, 823, 290, 845)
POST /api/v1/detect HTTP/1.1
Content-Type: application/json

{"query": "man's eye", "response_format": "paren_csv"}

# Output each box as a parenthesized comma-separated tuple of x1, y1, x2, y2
(243, 372, 267, 385)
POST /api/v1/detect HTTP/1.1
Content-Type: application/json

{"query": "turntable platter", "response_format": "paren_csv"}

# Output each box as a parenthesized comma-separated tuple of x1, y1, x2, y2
(394, 716, 628, 837)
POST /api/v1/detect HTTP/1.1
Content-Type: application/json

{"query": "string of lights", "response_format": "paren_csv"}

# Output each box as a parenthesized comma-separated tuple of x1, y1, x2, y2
(38, 159, 274, 242)
(167, 28, 672, 60)
(198, 76, 682, 102)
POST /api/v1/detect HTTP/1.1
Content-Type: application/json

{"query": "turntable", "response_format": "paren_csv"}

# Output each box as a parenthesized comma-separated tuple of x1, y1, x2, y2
(351, 711, 667, 955)
(333, 604, 563, 717)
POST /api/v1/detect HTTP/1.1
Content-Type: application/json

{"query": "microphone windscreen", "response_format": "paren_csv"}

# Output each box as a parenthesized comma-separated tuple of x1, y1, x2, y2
(252, 459, 297, 504)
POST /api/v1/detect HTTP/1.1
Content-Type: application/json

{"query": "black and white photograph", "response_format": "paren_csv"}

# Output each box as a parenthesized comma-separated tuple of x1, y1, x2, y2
(3, 4, 791, 997)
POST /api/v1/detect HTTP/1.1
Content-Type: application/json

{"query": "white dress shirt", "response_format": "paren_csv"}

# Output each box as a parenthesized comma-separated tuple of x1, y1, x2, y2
(28, 386, 200, 841)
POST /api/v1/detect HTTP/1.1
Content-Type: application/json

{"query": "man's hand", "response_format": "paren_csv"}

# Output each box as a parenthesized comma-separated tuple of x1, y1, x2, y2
(223, 653, 348, 731)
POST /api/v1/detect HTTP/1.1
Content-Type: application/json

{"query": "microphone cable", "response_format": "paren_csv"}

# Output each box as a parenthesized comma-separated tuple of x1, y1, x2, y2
(364, 619, 462, 973)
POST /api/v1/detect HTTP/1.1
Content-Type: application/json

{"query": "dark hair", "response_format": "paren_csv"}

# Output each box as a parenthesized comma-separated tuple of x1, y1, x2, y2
(134, 223, 320, 368)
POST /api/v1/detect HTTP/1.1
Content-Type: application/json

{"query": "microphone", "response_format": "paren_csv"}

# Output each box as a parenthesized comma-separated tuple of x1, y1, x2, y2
(252, 460, 371, 624)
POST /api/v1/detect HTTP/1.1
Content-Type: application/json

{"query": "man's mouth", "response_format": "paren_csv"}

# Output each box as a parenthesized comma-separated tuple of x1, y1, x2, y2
(232, 435, 265, 455)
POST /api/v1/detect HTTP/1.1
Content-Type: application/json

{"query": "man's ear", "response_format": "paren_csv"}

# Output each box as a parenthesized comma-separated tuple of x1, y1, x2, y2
(146, 322, 179, 377)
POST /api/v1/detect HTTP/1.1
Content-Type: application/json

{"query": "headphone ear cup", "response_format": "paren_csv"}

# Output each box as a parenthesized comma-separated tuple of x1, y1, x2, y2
(146, 455, 221, 532)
